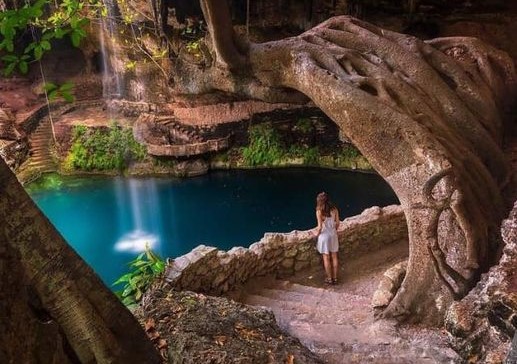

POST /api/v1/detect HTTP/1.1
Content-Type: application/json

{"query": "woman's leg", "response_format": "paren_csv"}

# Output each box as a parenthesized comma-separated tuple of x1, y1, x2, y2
(322, 254, 332, 281)
(330, 252, 339, 281)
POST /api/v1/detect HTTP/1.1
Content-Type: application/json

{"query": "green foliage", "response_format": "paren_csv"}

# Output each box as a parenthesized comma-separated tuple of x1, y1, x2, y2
(65, 122, 147, 171)
(185, 39, 202, 58)
(288, 145, 320, 165)
(294, 118, 314, 134)
(113, 246, 165, 307)
(24, 173, 64, 193)
(44, 82, 75, 102)
(339, 145, 361, 160)
(242, 123, 284, 166)
(0, 0, 101, 76)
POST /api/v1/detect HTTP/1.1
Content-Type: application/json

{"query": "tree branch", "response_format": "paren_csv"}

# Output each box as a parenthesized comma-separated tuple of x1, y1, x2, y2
(200, 0, 245, 70)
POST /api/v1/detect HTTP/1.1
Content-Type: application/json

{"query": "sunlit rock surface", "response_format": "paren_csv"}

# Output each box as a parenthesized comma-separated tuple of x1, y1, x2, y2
(446, 202, 517, 363)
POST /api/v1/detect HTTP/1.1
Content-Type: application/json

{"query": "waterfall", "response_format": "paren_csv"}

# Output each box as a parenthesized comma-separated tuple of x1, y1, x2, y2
(99, 0, 123, 101)
(98, 0, 159, 254)
(114, 178, 162, 254)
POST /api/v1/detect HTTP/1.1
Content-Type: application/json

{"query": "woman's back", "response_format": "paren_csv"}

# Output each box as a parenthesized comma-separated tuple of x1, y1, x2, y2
(320, 209, 337, 233)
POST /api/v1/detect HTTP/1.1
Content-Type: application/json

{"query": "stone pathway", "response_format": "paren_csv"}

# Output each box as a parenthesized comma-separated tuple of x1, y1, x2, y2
(17, 116, 56, 182)
(229, 241, 460, 363)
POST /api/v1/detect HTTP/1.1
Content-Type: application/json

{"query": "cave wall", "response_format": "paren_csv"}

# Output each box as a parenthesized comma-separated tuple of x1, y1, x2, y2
(23, 0, 517, 106)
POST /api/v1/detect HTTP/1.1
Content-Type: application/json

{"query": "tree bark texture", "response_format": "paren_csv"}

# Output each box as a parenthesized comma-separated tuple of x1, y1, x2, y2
(0, 158, 161, 363)
(198, 0, 516, 324)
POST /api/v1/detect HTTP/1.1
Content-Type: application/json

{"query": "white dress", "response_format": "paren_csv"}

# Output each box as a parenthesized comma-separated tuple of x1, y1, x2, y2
(317, 214, 339, 254)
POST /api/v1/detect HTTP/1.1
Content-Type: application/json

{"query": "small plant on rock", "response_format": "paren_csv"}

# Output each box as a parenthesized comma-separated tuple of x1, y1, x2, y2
(113, 246, 165, 307)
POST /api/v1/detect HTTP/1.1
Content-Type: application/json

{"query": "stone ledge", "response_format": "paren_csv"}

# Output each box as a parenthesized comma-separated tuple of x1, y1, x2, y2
(164, 204, 407, 296)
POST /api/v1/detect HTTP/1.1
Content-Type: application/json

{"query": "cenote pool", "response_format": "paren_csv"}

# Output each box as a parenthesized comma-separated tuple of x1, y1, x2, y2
(27, 168, 398, 286)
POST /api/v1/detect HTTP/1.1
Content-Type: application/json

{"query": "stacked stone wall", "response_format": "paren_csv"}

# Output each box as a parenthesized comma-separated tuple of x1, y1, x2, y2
(164, 205, 407, 295)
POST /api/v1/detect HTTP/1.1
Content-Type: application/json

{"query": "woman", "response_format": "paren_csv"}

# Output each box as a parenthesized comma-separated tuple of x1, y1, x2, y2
(314, 192, 340, 285)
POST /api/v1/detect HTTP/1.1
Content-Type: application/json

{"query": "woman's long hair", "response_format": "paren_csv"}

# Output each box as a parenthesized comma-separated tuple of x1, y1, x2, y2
(316, 192, 335, 217)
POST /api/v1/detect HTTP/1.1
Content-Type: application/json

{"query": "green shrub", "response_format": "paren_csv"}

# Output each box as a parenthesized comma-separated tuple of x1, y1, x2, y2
(288, 145, 320, 165)
(112, 246, 165, 307)
(339, 145, 361, 160)
(302, 147, 319, 165)
(65, 122, 146, 171)
(25, 173, 64, 193)
(242, 122, 284, 166)
(295, 117, 314, 134)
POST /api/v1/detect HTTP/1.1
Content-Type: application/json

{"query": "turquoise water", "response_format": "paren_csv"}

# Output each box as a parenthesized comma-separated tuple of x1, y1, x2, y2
(27, 169, 398, 286)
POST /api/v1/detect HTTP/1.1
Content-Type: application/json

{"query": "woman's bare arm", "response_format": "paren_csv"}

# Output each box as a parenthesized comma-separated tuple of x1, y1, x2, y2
(334, 208, 340, 231)
(315, 210, 323, 236)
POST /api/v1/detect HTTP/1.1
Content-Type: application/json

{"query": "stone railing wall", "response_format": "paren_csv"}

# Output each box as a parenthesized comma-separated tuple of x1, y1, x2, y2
(147, 137, 230, 157)
(19, 104, 56, 134)
(164, 205, 407, 295)
(106, 99, 159, 117)
(19, 100, 105, 135)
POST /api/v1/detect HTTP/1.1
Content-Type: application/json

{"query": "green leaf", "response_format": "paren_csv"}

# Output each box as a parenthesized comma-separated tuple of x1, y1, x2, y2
(54, 28, 66, 39)
(121, 285, 134, 298)
(18, 61, 28, 74)
(43, 82, 58, 92)
(135, 289, 142, 301)
(42, 31, 54, 41)
(70, 30, 81, 47)
(3, 62, 16, 76)
(1, 54, 18, 62)
(130, 260, 149, 268)
(24, 43, 36, 53)
(6, 41, 14, 53)
(40, 40, 51, 50)
(62, 91, 75, 103)
(48, 89, 58, 101)
(59, 82, 74, 91)
(34, 46, 43, 60)
(122, 296, 135, 306)
(112, 272, 132, 285)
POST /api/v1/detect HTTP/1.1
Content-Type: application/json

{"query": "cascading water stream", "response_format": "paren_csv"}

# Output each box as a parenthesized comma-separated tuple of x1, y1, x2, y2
(99, 0, 123, 100)
(114, 178, 162, 253)
(98, 0, 161, 253)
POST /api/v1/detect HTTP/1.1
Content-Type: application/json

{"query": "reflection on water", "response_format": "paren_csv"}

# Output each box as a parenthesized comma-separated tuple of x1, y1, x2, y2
(27, 169, 398, 285)
(114, 178, 162, 253)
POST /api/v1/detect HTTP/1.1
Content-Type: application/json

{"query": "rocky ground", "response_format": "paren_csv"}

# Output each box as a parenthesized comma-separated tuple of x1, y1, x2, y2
(229, 240, 460, 364)
(135, 289, 323, 364)
(137, 239, 464, 363)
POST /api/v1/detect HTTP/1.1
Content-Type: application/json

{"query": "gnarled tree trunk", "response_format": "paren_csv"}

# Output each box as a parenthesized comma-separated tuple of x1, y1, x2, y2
(193, 0, 516, 324)
(0, 158, 160, 363)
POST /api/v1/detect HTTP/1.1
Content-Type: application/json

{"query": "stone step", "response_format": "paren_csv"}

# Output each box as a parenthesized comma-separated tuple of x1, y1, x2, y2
(242, 294, 315, 328)
(32, 134, 52, 140)
(245, 289, 370, 327)
(33, 129, 52, 134)
(249, 280, 367, 304)
(30, 157, 54, 164)
(28, 166, 55, 173)
(255, 287, 367, 311)
(29, 161, 55, 168)
(243, 293, 381, 351)
(31, 145, 51, 150)
(32, 130, 52, 135)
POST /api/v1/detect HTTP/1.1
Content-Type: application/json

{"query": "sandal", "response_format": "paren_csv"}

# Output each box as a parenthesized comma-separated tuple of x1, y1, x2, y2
(324, 278, 333, 285)
(332, 278, 338, 285)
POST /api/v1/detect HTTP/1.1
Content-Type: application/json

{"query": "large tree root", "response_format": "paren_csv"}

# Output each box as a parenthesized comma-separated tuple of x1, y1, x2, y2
(196, 1, 516, 324)
(0, 159, 161, 363)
